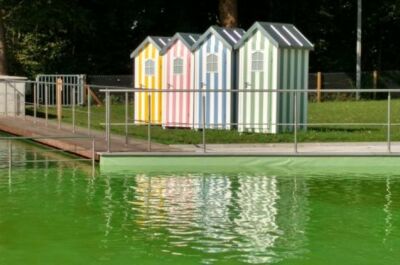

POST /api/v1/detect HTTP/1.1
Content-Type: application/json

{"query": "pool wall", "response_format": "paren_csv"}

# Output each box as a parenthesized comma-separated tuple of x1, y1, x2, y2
(100, 154, 400, 175)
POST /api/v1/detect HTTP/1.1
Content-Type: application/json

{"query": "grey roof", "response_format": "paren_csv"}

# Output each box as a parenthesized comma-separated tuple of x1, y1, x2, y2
(192, 26, 246, 51)
(235, 22, 314, 50)
(161, 32, 201, 55)
(130, 36, 171, 58)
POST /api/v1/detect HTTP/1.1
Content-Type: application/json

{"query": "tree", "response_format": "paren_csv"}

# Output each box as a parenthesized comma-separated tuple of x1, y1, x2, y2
(219, 0, 238, 27)
(0, 8, 7, 75)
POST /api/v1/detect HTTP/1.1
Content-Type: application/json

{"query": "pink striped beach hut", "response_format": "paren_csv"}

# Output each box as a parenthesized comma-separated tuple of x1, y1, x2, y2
(161, 32, 200, 128)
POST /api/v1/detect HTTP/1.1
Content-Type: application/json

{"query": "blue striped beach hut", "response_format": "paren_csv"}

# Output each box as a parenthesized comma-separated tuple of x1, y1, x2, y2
(192, 26, 245, 130)
(235, 22, 314, 133)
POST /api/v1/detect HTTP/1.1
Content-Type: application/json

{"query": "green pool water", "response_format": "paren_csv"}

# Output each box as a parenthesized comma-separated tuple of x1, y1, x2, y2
(1, 140, 400, 265)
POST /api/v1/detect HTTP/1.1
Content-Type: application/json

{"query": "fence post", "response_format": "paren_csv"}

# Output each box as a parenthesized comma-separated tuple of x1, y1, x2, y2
(34, 82, 37, 124)
(294, 91, 298, 153)
(45, 85, 48, 127)
(125, 91, 129, 145)
(148, 94, 151, 152)
(202, 95, 206, 153)
(56, 78, 63, 129)
(72, 84, 76, 133)
(317, 72, 322, 103)
(387, 92, 391, 153)
(87, 85, 91, 135)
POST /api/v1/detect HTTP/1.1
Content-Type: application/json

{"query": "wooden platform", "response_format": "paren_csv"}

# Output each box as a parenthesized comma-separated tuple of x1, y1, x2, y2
(0, 116, 178, 160)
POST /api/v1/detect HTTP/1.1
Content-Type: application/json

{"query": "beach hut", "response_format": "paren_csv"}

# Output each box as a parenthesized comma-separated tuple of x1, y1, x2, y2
(130, 36, 171, 124)
(235, 22, 314, 133)
(192, 26, 245, 130)
(161, 32, 200, 128)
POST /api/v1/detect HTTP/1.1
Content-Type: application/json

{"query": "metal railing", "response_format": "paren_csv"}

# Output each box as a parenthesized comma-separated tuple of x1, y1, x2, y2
(2, 78, 400, 155)
(99, 87, 400, 155)
(0, 136, 96, 175)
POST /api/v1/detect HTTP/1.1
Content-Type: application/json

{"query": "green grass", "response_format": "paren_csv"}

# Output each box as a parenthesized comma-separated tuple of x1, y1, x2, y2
(28, 99, 400, 144)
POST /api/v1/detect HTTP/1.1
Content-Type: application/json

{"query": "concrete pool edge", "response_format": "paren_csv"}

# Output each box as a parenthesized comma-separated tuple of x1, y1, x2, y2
(99, 153, 400, 175)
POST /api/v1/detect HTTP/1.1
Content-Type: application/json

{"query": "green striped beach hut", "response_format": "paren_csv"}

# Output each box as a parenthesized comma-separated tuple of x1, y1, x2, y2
(235, 22, 314, 133)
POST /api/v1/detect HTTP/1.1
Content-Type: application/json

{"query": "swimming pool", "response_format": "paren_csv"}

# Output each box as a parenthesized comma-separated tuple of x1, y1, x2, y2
(1, 139, 399, 264)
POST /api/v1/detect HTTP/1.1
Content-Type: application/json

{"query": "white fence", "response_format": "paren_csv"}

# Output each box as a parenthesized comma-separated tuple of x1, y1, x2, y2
(36, 74, 85, 106)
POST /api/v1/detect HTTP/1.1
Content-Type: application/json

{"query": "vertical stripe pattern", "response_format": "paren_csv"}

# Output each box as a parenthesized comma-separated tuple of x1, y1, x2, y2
(277, 48, 309, 132)
(134, 43, 164, 124)
(194, 34, 234, 130)
(238, 30, 309, 133)
(163, 40, 194, 128)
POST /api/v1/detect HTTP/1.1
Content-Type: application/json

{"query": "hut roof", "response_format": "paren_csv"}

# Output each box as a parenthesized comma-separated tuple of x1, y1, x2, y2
(235, 22, 314, 50)
(130, 36, 171, 58)
(161, 33, 201, 54)
(192, 26, 246, 51)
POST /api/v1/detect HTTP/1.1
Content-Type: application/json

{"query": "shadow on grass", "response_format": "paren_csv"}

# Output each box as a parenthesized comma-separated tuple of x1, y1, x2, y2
(26, 109, 59, 119)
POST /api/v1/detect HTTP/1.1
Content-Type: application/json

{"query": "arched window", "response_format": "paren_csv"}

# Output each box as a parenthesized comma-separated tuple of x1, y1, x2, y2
(145, 59, 155, 76)
(173, 58, 184, 74)
(251, 51, 264, 72)
(206, 54, 218, 73)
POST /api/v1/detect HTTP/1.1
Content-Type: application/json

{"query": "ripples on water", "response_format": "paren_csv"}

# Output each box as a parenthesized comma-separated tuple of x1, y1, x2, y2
(0, 140, 400, 265)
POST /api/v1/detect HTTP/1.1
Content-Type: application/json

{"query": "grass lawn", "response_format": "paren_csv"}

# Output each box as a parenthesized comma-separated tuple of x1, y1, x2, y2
(28, 99, 400, 144)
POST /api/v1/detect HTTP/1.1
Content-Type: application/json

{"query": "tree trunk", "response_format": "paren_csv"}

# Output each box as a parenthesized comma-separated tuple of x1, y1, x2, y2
(0, 9, 8, 75)
(219, 0, 238, 28)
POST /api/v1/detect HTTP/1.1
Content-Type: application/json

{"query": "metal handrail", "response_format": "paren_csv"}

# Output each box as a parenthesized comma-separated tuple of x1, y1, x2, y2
(99, 87, 397, 154)
(99, 88, 400, 93)
(1, 136, 96, 176)
(2, 79, 399, 156)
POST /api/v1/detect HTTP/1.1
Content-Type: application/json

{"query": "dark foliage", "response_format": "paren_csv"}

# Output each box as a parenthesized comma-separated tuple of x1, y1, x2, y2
(1, 0, 400, 77)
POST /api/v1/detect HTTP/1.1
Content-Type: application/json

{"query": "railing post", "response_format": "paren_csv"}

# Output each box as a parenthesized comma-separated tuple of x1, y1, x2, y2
(13, 82, 17, 117)
(147, 94, 151, 152)
(23, 82, 26, 121)
(294, 90, 298, 153)
(105, 91, 108, 141)
(387, 92, 391, 153)
(106, 91, 111, 153)
(125, 91, 129, 145)
(92, 138, 96, 175)
(7, 139, 12, 188)
(5, 81, 8, 116)
(8, 139, 12, 170)
(72, 84, 76, 133)
(87, 85, 91, 135)
(45, 85, 48, 127)
(202, 95, 206, 153)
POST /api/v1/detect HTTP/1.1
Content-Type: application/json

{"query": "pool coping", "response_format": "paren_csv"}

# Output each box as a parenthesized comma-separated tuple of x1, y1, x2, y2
(99, 152, 400, 175)
(99, 151, 400, 157)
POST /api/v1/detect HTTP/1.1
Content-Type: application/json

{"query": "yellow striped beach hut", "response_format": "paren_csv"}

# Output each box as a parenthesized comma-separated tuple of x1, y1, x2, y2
(131, 36, 171, 124)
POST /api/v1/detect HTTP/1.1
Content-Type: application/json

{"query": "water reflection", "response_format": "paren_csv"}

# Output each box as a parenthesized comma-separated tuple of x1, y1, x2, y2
(2, 140, 400, 265)
(131, 174, 309, 264)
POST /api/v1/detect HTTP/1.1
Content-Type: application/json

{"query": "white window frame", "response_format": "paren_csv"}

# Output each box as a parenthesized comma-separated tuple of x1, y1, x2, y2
(173, 57, 184, 75)
(145, 59, 155, 76)
(251, 51, 264, 72)
(206, 54, 218, 73)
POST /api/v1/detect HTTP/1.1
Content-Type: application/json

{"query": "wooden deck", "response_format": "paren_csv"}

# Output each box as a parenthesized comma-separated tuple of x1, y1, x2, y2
(0, 116, 178, 160)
